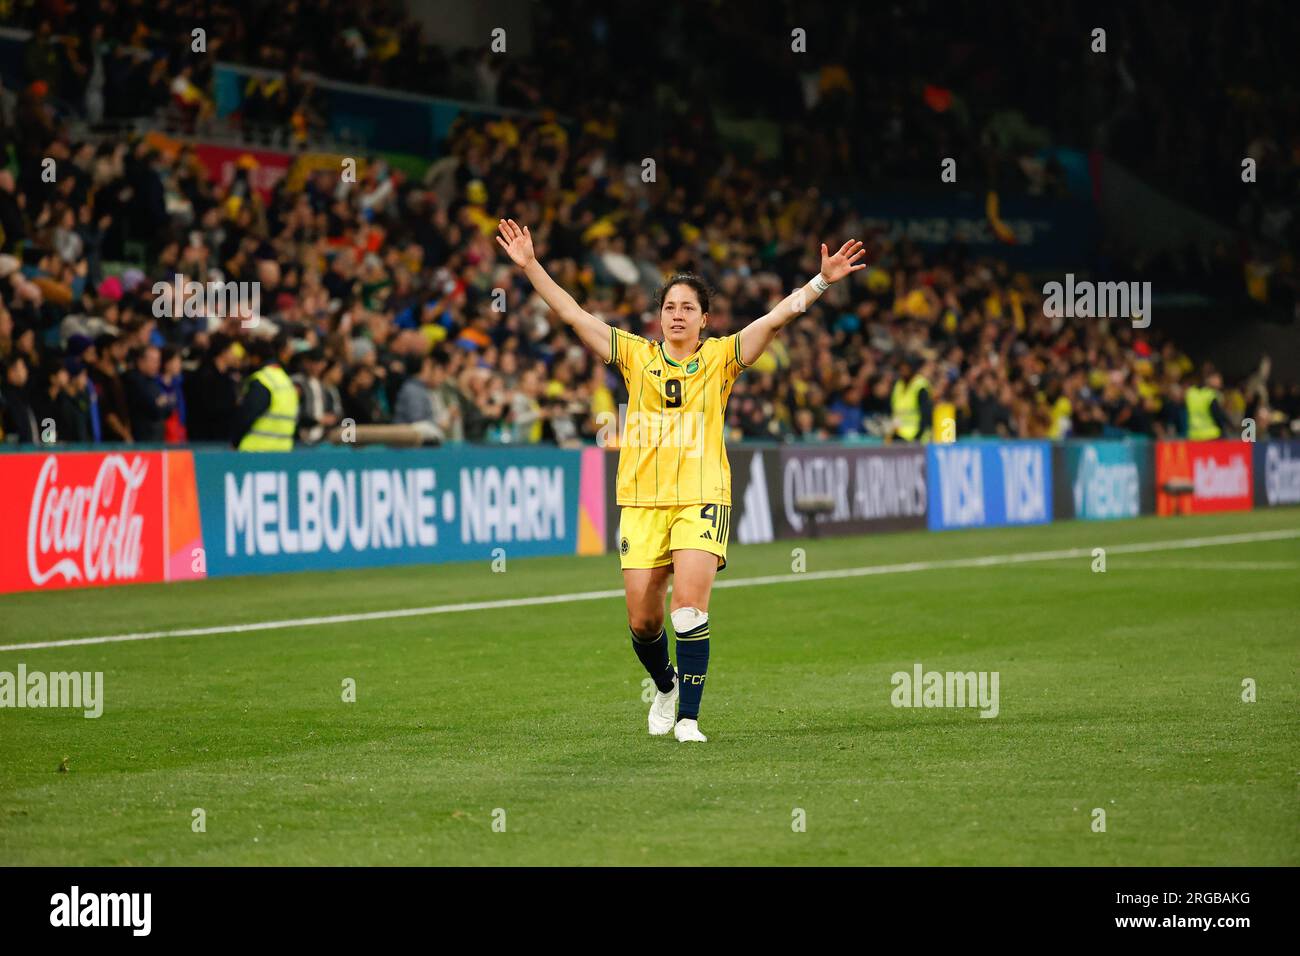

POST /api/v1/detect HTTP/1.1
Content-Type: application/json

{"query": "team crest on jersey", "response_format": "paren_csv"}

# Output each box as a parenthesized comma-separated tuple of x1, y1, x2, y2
(686, 359, 700, 374)
(620, 536, 630, 555)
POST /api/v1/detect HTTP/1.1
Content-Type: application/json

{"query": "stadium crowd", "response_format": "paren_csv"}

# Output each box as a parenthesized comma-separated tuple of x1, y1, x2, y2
(1, 2, 1297, 449)
(8, 2, 1294, 215)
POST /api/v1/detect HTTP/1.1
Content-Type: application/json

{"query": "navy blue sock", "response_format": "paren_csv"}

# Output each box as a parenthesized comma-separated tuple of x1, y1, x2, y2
(630, 627, 675, 693)
(674, 618, 711, 720)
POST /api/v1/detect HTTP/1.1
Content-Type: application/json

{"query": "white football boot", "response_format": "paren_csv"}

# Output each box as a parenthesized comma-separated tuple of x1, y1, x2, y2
(648, 676, 679, 736)
(674, 718, 707, 743)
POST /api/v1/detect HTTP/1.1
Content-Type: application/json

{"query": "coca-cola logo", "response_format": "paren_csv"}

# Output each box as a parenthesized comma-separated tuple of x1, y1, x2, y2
(26, 455, 148, 585)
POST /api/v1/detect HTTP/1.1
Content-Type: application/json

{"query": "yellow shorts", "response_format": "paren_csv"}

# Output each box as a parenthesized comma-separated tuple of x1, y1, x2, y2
(618, 504, 732, 571)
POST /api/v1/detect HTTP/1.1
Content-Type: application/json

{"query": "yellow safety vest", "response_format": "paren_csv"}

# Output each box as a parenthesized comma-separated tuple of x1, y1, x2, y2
(891, 375, 931, 441)
(238, 365, 299, 451)
(1185, 385, 1221, 441)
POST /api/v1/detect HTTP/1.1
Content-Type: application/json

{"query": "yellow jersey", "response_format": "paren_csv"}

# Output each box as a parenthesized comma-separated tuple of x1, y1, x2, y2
(606, 327, 751, 507)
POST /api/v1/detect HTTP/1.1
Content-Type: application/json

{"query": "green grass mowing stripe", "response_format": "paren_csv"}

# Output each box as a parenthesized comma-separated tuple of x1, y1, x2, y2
(2, 525, 1295, 653)
(0, 514, 1296, 865)
(4, 509, 1296, 645)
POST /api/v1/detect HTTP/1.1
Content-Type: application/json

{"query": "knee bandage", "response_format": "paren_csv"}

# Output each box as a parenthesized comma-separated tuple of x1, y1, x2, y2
(671, 606, 709, 638)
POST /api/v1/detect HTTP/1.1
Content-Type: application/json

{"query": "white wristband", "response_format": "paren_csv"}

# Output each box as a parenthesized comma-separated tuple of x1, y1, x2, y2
(810, 273, 830, 294)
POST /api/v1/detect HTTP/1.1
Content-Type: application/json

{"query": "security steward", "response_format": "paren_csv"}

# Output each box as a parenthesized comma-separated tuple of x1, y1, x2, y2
(891, 356, 932, 442)
(1185, 369, 1232, 441)
(233, 334, 299, 451)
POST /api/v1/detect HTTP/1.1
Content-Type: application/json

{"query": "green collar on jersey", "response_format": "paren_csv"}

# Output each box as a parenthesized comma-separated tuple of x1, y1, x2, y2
(660, 341, 702, 371)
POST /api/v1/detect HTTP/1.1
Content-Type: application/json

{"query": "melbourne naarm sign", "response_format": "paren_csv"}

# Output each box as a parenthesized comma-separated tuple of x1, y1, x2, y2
(0, 447, 601, 593)
(192, 447, 588, 576)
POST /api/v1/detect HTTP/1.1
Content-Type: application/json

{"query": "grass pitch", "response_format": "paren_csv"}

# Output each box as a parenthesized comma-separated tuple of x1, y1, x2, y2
(1, 509, 1297, 866)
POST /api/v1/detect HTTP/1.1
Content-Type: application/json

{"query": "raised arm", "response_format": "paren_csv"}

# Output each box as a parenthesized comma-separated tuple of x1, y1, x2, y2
(737, 239, 865, 367)
(496, 219, 612, 363)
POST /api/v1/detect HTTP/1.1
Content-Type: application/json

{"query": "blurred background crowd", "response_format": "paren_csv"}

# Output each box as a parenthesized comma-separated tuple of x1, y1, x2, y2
(1, 0, 1297, 448)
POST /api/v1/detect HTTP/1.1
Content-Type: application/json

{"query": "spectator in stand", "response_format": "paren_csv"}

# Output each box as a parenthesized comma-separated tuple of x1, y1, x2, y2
(827, 382, 866, 437)
(506, 367, 546, 444)
(21, 21, 60, 94)
(63, 357, 97, 443)
(0, 171, 26, 253)
(184, 333, 240, 444)
(89, 334, 133, 443)
(0, 4, 1296, 450)
(160, 345, 188, 442)
(172, 63, 215, 127)
(342, 365, 383, 426)
(47, 356, 90, 443)
(458, 367, 507, 442)
(123, 344, 171, 443)
(292, 348, 342, 445)
(1, 354, 39, 443)
(393, 352, 459, 444)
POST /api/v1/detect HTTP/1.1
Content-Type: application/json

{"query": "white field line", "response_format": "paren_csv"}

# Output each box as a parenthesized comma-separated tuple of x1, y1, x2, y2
(1, 528, 1296, 653)
(999, 559, 1299, 571)
(1111, 560, 1299, 571)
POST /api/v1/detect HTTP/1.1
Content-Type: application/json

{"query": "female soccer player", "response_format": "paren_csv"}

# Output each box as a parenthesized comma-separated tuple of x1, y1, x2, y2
(497, 218, 865, 741)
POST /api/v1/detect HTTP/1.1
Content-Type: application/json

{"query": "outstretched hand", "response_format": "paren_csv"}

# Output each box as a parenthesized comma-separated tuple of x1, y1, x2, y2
(496, 219, 536, 268)
(820, 239, 867, 284)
